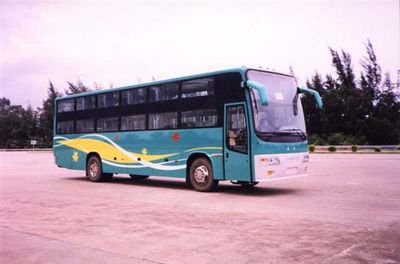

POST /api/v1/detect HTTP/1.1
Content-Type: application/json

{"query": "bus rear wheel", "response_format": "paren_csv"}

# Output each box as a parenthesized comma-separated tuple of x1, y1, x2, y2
(86, 155, 113, 182)
(189, 158, 218, 192)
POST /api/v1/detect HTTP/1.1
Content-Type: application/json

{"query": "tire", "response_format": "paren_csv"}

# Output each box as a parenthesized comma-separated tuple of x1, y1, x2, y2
(189, 158, 218, 192)
(86, 155, 113, 182)
(129, 174, 149, 180)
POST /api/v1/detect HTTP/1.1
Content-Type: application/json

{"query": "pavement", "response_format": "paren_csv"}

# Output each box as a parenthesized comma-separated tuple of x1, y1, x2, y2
(0, 152, 399, 263)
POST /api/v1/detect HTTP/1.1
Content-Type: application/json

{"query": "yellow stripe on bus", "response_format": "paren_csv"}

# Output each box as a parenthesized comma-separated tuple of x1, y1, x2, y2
(57, 138, 178, 164)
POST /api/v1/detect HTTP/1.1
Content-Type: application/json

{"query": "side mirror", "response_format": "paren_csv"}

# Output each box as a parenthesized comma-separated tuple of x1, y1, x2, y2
(246, 80, 269, 106)
(298, 87, 323, 109)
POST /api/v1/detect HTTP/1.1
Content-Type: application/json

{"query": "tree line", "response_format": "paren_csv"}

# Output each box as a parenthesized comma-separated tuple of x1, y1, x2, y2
(0, 81, 91, 148)
(301, 40, 399, 145)
(0, 40, 399, 148)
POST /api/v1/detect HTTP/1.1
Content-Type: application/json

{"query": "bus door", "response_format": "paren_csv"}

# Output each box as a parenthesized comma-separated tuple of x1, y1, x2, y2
(224, 103, 251, 181)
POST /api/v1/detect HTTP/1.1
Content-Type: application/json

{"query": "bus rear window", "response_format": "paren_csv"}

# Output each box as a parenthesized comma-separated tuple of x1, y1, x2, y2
(57, 99, 74, 113)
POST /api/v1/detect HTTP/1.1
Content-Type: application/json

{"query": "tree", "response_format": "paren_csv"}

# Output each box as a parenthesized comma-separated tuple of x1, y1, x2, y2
(303, 73, 327, 136)
(38, 81, 62, 147)
(65, 80, 90, 95)
(329, 48, 364, 137)
(366, 73, 400, 144)
(0, 98, 11, 147)
(0, 99, 38, 148)
(304, 40, 399, 145)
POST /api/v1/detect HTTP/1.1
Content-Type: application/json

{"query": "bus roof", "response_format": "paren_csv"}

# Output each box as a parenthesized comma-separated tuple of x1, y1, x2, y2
(55, 67, 289, 101)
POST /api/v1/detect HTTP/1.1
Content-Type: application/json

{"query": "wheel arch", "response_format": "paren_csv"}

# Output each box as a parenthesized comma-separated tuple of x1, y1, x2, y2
(86, 152, 100, 163)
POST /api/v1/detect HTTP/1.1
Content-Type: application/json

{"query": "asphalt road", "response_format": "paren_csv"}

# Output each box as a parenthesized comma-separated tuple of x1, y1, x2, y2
(0, 152, 399, 264)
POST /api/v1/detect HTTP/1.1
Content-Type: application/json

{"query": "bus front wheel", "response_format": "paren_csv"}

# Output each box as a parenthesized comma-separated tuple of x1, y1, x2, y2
(86, 155, 113, 182)
(189, 158, 218, 192)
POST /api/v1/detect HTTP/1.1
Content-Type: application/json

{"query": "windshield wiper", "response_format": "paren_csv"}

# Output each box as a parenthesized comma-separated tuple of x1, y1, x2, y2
(280, 128, 307, 140)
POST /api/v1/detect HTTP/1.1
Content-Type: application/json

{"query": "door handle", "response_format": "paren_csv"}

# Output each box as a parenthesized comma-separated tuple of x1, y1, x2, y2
(226, 153, 229, 158)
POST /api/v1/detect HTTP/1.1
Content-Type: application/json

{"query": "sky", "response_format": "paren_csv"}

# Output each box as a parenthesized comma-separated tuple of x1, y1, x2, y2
(0, 0, 399, 107)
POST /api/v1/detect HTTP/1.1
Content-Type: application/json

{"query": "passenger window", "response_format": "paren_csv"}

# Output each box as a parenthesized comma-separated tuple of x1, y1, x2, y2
(121, 88, 147, 105)
(76, 96, 95, 111)
(97, 92, 119, 108)
(121, 115, 146, 131)
(149, 83, 179, 102)
(148, 112, 178, 129)
(57, 121, 74, 134)
(227, 105, 247, 153)
(181, 77, 214, 98)
(181, 109, 217, 128)
(97, 117, 119, 132)
(76, 119, 95, 133)
(57, 99, 74, 113)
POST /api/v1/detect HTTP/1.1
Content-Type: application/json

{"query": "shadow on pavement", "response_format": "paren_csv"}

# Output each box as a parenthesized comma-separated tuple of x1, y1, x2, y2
(64, 176, 300, 197)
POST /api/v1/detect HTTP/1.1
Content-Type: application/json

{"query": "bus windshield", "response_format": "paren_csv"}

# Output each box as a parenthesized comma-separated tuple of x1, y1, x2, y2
(247, 70, 306, 141)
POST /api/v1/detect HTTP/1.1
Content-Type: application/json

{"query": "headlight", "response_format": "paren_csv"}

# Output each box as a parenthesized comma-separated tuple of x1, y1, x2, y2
(303, 153, 309, 163)
(259, 157, 280, 166)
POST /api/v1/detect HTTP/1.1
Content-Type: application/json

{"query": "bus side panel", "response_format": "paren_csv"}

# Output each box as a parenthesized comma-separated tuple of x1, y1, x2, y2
(54, 146, 72, 169)
(53, 127, 224, 178)
(209, 153, 224, 180)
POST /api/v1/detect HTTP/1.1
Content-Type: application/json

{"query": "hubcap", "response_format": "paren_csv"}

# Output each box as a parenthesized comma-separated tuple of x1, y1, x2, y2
(89, 161, 99, 178)
(194, 165, 209, 184)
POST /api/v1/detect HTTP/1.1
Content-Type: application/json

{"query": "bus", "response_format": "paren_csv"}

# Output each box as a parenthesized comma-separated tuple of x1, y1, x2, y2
(53, 67, 322, 192)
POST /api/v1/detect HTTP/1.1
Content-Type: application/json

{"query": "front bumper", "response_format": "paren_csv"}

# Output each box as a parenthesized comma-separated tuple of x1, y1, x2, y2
(254, 152, 309, 182)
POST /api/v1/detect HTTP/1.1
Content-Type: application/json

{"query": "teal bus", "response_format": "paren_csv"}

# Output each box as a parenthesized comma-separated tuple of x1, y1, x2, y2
(53, 67, 322, 191)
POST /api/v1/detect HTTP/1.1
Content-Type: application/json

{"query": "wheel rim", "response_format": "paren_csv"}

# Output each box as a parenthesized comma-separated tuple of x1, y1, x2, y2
(89, 161, 99, 178)
(193, 165, 209, 184)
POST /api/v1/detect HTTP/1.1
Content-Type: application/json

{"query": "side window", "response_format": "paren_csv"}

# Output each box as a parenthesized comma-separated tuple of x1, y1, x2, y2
(97, 92, 119, 108)
(121, 88, 147, 105)
(149, 83, 179, 102)
(181, 109, 217, 128)
(76, 119, 95, 133)
(57, 121, 74, 134)
(97, 117, 119, 132)
(76, 96, 95, 111)
(57, 99, 74, 113)
(121, 115, 146, 131)
(181, 77, 214, 98)
(227, 105, 247, 153)
(148, 112, 178, 129)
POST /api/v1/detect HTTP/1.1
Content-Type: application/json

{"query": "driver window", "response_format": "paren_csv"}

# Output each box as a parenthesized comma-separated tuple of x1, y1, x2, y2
(227, 105, 247, 153)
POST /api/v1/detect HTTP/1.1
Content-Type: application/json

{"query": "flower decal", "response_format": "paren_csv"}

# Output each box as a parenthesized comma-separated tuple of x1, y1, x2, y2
(172, 132, 180, 142)
(72, 151, 79, 162)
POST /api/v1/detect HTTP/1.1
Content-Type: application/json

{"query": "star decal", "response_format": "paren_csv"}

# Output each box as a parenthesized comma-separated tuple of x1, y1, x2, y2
(72, 151, 79, 162)
(141, 148, 148, 155)
(172, 132, 180, 142)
